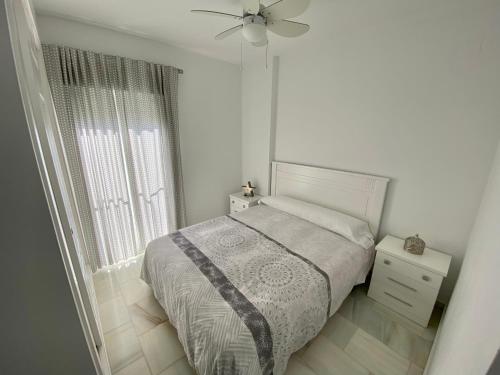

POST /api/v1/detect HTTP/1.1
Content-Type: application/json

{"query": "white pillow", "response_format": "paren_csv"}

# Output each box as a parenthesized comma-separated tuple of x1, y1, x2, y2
(259, 195, 374, 249)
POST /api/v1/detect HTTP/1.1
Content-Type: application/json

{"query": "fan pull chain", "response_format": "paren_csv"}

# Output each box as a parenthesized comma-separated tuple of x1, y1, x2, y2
(240, 37, 243, 71)
(265, 41, 269, 71)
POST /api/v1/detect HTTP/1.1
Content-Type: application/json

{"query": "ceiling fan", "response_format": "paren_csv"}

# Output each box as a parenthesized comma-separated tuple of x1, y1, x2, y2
(191, 0, 311, 47)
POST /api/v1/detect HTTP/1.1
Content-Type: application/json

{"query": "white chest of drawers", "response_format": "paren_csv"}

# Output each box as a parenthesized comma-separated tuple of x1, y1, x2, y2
(368, 235, 451, 327)
(229, 192, 261, 214)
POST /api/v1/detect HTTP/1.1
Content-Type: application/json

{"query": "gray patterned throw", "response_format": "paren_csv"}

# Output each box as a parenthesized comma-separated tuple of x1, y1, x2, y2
(141, 205, 374, 375)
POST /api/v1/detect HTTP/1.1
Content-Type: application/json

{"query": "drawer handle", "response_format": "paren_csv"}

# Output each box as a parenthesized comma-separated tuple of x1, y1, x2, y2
(243, 205, 246, 208)
(383, 259, 391, 265)
(422, 275, 431, 282)
(232, 200, 235, 204)
(384, 292, 413, 307)
(387, 277, 417, 292)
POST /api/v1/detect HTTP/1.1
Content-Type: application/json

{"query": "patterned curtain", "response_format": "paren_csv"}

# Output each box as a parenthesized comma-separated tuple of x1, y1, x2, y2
(43, 44, 186, 271)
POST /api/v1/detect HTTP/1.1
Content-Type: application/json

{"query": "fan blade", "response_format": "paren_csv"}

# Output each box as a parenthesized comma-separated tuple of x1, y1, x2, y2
(262, 0, 310, 21)
(267, 20, 309, 37)
(191, 10, 242, 20)
(243, 0, 260, 15)
(215, 24, 243, 40)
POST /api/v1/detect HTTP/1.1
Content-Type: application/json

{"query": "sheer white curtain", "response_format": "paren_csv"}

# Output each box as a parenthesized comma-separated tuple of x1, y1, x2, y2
(43, 45, 186, 270)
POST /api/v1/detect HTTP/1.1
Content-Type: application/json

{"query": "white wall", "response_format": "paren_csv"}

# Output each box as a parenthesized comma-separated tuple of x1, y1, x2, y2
(36, 15, 242, 226)
(241, 57, 279, 195)
(242, 0, 500, 301)
(425, 140, 500, 374)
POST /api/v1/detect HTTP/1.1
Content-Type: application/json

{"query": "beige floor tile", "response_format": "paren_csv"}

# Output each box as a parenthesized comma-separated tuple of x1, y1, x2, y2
(99, 296, 130, 333)
(409, 340, 433, 369)
(96, 280, 123, 304)
(116, 258, 144, 285)
(382, 321, 414, 359)
(129, 295, 168, 335)
(93, 270, 120, 291)
(114, 357, 151, 375)
(285, 356, 316, 375)
(345, 329, 410, 375)
(292, 332, 322, 359)
(104, 323, 143, 373)
(407, 363, 424, 375)
(344, 293, 392, 343)
(302, 334, 370, 375)
(140, 322, 186, 375)
(293, 344, 310, 358)
(381, 321, 432, 367)
(337, 294, 355, 320)
(321, 313, 358, 349)
(351, 295, 390, 342)
(158, 357, 195, 375)
(121, 278, 153, 306)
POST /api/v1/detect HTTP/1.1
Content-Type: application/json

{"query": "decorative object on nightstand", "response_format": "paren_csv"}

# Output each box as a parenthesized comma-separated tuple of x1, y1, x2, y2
(229, 192, 261, 214)
(404, 234, 426, 255)
(368, 235, 451, 327)
(241, 181, 256, 197)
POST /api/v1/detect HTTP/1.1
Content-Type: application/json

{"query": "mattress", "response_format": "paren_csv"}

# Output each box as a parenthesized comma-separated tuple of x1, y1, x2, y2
(141, 204, 374, 375)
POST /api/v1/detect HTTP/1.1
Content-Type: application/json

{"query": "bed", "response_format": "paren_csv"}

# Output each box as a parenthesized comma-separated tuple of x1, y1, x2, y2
(141, 162, 389, 375)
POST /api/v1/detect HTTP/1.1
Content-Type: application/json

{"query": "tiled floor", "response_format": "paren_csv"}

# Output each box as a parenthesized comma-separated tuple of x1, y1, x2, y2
(93, 255, 442, 375)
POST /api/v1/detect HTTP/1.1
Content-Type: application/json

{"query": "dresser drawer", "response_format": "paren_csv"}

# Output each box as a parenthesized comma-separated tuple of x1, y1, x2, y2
(230, 198, 248, 213)
(375, 253, 443, 290)
(368, 277, 434, 327)
(371, 265, 439, 306)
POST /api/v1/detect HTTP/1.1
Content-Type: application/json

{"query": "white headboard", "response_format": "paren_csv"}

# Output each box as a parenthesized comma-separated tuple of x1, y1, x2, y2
(271, 162, 390, 238)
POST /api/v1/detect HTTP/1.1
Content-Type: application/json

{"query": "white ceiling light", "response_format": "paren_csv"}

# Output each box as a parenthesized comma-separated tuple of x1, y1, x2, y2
(242, 15, 266, 43)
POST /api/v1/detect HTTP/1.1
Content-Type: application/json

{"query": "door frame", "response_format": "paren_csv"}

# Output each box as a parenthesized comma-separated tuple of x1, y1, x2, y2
(5, 0, 109, 373)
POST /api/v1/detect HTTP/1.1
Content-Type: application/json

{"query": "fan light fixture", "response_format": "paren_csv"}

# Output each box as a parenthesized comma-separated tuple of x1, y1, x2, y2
(191, 0, 311, 48)
(242, 15, 266, 43)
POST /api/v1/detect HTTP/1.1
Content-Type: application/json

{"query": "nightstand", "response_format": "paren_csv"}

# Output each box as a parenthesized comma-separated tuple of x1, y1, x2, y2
(368, 235, 451, 327)
(229, 192, 261, 214)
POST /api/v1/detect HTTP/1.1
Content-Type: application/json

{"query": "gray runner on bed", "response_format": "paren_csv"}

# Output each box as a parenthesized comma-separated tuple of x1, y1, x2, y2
(141, 204, 373, 375)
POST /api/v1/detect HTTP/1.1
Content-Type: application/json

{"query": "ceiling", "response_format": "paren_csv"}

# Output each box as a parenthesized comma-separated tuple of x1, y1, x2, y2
(32, 0, 321, 64)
